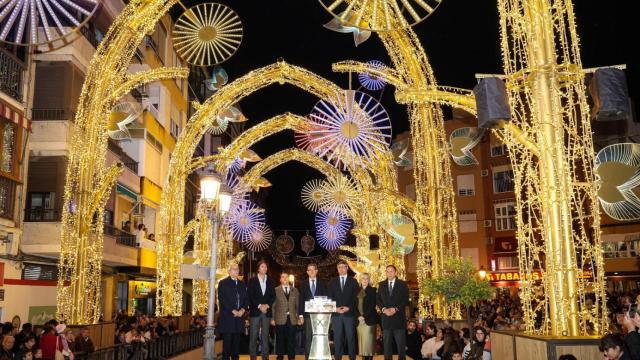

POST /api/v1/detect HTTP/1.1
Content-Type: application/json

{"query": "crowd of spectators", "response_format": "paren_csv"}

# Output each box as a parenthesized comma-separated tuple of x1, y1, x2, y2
(0, 320, 94, 360)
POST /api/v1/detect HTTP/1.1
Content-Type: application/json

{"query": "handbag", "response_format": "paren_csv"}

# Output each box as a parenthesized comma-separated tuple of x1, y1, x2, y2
(55, 336, 65, 360)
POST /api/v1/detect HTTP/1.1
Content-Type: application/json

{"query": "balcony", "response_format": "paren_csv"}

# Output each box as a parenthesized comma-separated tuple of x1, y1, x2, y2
(0, 176, 17, 220)
(107, 140, 139, 173)
(104, 224, 136, 247)
(24, 208, 62, 222)
(0, 49, 25, 103)
(29, 115, 75, 157)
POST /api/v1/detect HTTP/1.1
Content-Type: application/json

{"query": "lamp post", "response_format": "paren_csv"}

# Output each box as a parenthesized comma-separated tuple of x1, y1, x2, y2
(199, 164, 232, 360)
(478, 266, 487, 281)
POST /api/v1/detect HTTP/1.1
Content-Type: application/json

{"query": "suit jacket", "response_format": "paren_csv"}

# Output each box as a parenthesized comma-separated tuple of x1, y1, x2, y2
(247, 275, 276, 318)
(218, 277, 248, 334)
(376, 278, 409, 330)
(356, 285, 379, 326)
(272, 285, 300, 325)
(626, 330, 640, 360)
(328, 275, 359, 317)
(298, 277, 329, 318)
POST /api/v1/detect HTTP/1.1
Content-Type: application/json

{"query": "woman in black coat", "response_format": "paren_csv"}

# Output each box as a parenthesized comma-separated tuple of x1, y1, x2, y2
(356, 273, 379, 360)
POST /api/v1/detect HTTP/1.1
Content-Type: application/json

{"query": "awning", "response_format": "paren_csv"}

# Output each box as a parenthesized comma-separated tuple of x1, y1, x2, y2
(116, 183, 138, 202)
(0, 101, 31, 131)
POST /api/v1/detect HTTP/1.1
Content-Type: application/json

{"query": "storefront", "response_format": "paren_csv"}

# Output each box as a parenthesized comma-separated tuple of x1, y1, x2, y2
(120, 280, 156, 315)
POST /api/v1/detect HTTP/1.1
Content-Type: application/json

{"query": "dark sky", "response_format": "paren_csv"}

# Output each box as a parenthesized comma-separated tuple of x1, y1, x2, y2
(175, 0, 637, 235)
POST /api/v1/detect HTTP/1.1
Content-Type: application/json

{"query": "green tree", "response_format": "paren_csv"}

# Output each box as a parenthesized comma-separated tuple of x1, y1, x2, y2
(422, 258, 494, 323)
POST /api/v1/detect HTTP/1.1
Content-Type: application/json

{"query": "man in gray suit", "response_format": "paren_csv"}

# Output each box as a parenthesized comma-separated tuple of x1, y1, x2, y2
(271, 272, 300, 360)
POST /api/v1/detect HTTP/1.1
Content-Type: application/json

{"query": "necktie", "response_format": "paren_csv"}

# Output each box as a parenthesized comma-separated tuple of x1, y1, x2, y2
(235, 280, 240, 308)
(341, 277, 345, 291)
(311, 280, 316, 296)
(285, 287, 289, 296)
(389, 281, 393, 295)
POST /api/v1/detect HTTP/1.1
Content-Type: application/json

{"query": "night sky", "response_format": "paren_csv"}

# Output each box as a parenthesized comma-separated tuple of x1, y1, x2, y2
(174, 1, 637, 236)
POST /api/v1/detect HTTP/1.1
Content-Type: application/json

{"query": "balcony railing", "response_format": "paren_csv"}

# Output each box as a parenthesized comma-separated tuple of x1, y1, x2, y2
(107, 140, 139, 173)
(32, 108, 75, 121)
(104, 224, 137, 247)
(75, 329, 204, 360)
(25, 208, 62, 222)
(79, 25, 100, 48)
(0, 48, 25, 102)
(0, 176, 17, 220)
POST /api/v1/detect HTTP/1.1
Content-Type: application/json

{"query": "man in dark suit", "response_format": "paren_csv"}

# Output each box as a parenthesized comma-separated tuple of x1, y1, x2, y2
(328, 260, 359, 360)
(248, 260, 276, 360)
(377, 264, 409, 360)
(271, 272, 300, 360)
(218, 263, 248, 360)
(297, 262, 328, 359)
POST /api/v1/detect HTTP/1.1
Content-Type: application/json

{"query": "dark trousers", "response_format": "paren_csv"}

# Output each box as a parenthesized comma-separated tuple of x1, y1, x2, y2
(275, 317, 296, 360)
(331, 314, 356, 360)
(221, 332, 241, 360)
(383, 329, 406, 360)
(304, 316, 313, 359)
(250, 314, 271, 360)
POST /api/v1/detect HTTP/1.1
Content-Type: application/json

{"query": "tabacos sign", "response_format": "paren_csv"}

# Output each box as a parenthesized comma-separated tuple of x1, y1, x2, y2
(488, 271, 542, 282)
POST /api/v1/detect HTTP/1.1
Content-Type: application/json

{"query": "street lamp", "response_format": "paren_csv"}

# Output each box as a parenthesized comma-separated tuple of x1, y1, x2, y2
(478, 266, 487, 280)
(199, 164, 232, 360)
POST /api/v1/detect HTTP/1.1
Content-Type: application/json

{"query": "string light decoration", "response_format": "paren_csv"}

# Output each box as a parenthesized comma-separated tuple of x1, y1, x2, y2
(315, 210, 351, 250)
(244, 223, 273, 252)
(172, 3, 243, 66)
(56, 0, 189, 324)
(318, 0, 443, 32)
(309, 90, 392, 170)
(301, 179, 326, 212)
(358, 60, 387, 91)
(0, 0, 100, 46)
(449, 127, 484, 166)
(594, 143, 640, 221)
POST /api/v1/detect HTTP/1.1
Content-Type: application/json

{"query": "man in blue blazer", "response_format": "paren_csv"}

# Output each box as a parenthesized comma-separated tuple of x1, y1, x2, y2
(328, 260, 359, 360)
(297, 262, 329, 359)
(218, 263, 248, 360)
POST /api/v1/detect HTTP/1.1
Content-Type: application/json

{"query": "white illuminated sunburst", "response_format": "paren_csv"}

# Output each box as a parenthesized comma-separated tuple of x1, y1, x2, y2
(243, 223, 272, 252)
(315, 209, 351, 251)
(309, 90, 391, 170)
(319, 175, 359, 214)
(0, 0, 100, 46)
(226, 200, 265, 243)
(301, 179, 325, 212)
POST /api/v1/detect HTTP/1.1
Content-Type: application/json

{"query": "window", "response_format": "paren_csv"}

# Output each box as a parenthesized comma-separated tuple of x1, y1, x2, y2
(170, 118, 180, 138)
(496, 256, 519, 270)
(603, 234, 640, 258)
(459, 212, 477, 233)
(491, 144, 508, 157)
(457, 174, 475, 197)
(146, 132, 163, 153)
(495, 201, 516, 231)
(493, 166, 514, 193)
(26, 192, 58, 221)
(22, 263, 59, 280)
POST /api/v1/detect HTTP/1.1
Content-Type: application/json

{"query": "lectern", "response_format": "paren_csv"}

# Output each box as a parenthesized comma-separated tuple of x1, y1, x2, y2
(305, 297, 336, 360)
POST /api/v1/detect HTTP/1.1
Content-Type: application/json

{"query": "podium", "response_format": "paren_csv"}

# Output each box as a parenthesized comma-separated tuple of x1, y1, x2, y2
(305, 298, 336, 360)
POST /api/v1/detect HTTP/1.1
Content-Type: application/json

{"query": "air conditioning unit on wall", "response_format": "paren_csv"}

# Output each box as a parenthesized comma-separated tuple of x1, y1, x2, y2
(484, 220, 492, 228)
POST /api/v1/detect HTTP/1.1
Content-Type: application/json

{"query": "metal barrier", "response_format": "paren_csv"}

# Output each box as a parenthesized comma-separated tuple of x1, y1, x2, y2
(76, 329, 204, 360)
(104, 224, 137, 247)
(0, 48, 24, 102)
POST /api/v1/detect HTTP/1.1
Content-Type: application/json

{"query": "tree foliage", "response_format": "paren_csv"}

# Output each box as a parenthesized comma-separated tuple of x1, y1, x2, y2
(422, 258, 494, 306)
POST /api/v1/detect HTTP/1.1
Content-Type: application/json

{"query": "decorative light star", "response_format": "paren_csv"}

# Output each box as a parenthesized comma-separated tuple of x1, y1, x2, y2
(107, 102, 143, 140)
(319, 175, 359, 214)
(301, 179, 325, 212)
(309, 90, 392, 170)
(315, 210, 351, 250)
(0, 0, 99, 46)
(243, 223, 272, 252)
(226, 200, 266, 243)
(358, 60, 387, 91)
(323, 12, 371, 46)
(204, 66, 229, 91)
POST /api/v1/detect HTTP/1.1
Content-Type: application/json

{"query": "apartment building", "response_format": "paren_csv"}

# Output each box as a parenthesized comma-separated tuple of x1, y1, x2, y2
(0, 38, 33, 323)
(0, 1, 192, 323)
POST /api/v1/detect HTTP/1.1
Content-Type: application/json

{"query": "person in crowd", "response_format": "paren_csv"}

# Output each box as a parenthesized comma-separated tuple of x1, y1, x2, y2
(437, 329, 460, 360)
(622, 302, 640, 360)
(459, 328, 471, 359)
(356, 273, 378, 360)
(71, 328, 94, 354)
(122, 220, 132, 233)
(16, 335, 37, 359)
(424, 322, 436, 340)
(14, 323, 33, 352)
(377, 264, 409, 360)
(600, 333, 631, 360)
(135, 223, 146, 247)
(297, 262, 328, 359)
(421, 328, 443, 360)
(219, 263, 249, 360)
(55, 324, 73, 360)
(328, 260, 359, 360)
(406, 320, 422, 360)
(1, 323, 13, 336)
(39, 322, 63, 360)
(467, 326, 490, 360)
(247, 260, 275, 360)
(0, 336, 14, 358)
(558, 355, 577, 360)
(271, 272, 299, 360)
(451, 347, 464, 360)
(20, 349, 34, 360)
(33, 348, 42, 359)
